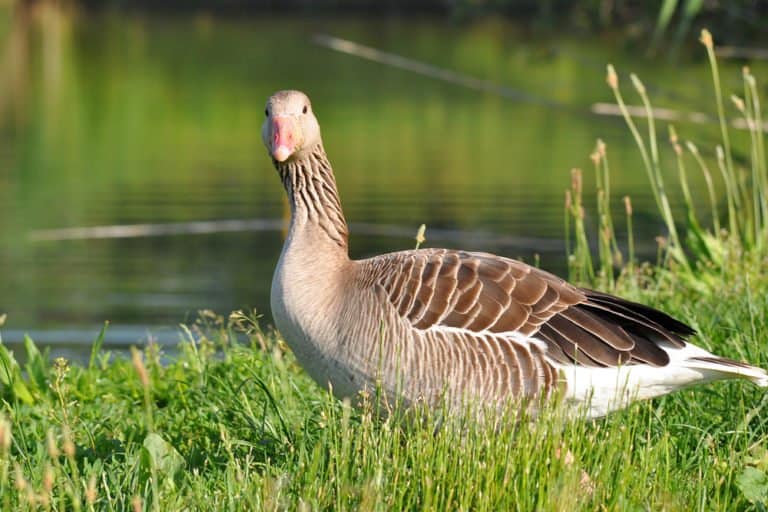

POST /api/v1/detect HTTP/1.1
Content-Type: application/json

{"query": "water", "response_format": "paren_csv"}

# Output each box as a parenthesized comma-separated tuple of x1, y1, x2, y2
(0, 7, 762, 359)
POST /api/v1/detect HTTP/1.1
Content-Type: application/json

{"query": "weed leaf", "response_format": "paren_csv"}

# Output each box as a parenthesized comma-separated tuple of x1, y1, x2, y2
(736, 466, 768, 505)
(141, 433, 184, 484)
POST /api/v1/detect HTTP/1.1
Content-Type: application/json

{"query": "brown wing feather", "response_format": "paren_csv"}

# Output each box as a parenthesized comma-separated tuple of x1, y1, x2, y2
(369, 249, 694, 368)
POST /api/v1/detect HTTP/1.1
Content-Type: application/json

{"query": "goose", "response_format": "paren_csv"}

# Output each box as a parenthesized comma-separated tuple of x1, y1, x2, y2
(263, 90, 767, 419)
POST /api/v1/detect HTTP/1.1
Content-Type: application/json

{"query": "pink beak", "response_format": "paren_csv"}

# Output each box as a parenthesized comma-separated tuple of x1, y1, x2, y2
(271, 116, 297, 162)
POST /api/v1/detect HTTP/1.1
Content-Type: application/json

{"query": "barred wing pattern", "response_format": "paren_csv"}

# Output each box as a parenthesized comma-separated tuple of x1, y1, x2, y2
(366, 248, 695, 400)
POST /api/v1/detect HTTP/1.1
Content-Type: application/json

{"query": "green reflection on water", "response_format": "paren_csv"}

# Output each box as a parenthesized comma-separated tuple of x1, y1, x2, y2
(0, 7, 761, 346)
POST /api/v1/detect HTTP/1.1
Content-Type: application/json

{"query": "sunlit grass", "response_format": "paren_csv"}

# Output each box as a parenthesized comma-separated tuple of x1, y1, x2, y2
(0, 280, 767, 511)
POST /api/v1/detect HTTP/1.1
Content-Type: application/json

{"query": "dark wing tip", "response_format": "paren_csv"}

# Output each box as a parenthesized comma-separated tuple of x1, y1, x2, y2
(537, 287, 696, 368)
(582, 289, 696, 338)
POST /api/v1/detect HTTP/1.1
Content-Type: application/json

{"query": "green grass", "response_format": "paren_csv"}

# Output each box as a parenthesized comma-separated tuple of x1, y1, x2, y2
(2, 28, 768, 511)
(1, 272, 768, 511)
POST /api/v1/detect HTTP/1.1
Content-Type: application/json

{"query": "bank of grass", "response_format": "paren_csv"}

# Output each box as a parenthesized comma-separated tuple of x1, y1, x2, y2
(2, 29, 768, 511)
(0, 275, 767, 511)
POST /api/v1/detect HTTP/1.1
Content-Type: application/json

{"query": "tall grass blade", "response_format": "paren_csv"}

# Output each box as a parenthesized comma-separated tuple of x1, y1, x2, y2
(735, 90, 762, 244)
(623, 196, 635, 274)
(686, 141, 720, 234)
(89, 321, 109, 370)
(606, 65, 688, 269)
(672, 0, 704, 48)
(669, 126, 698, 230)
(715, 145, 741, 238)
(650, 0, 679, 51)
(701, 30, 736, 190)
(744, 69, 768, 245)
(567, 168, 594, 283)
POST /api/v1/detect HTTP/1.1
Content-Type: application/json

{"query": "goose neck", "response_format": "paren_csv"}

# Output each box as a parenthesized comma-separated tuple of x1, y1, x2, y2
(277, 145, 350, 256)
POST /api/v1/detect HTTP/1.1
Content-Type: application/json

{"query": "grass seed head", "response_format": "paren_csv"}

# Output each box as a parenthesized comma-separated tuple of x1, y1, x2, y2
(731, 95, 745, 113)
(415, 224, 426, 247)
(62, 427, 75, 458)
(0, 416, 11, 453)
(580, 469, 595, 495)
(131, 347, 150, 388)
(606, 64, 618, 90)
(700, 29, 713, 49)
(571, 168, 582, 196)
(53, 357, 70, 387)
(624, 196, 632, 215)
(42, 464, 54, 493)
(630, 73, 645, 95)
(555, 444, 575, 466)
(46, 430, 59, 459)
(597, 139, 606, 157)
(86, 475, 97, 504)
(14, 464, 27, 491)
(668, 125, 678, 144)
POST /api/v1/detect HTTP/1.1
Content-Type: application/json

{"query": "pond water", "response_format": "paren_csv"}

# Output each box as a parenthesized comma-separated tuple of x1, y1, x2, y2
(0, 6, 763, 359)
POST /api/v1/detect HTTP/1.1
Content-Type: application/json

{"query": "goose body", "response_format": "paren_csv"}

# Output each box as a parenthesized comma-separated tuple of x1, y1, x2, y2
(264, 90, 767, 419)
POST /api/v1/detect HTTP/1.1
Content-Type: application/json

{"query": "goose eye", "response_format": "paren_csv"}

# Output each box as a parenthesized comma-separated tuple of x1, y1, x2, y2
(265, 109, 269, 117)
(302, 105, 308, 114)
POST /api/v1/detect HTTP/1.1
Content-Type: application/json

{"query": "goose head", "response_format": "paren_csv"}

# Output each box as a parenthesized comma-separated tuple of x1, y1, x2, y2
(262, 90, 322, 163)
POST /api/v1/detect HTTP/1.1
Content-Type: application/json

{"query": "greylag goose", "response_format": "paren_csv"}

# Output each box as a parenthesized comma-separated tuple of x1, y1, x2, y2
(263, 90, 767, 419)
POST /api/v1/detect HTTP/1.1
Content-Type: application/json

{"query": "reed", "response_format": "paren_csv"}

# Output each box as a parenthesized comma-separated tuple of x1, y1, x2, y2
(567, 29, 768, 291)
(566, 168, 595, 284)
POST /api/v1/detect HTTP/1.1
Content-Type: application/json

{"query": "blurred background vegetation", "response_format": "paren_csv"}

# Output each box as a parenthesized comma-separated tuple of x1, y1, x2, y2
(60, 0, 768, 50)
(0, 0, 766, 357)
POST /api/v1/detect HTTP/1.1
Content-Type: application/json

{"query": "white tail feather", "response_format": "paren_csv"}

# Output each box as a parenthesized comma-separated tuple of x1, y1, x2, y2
(557, 340, 768, 419)
(683, 357, 768, 387)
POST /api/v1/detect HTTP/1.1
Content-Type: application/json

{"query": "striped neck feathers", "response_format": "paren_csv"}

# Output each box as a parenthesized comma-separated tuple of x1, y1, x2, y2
(277, 145, 350, 250)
